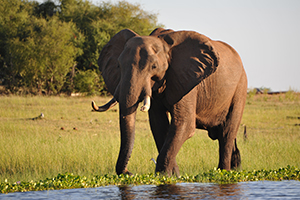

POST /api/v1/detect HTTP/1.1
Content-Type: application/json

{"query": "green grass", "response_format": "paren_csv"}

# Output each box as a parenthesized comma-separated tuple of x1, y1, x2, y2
(0, 93, 300, 188)
(1, 166, 299, 193)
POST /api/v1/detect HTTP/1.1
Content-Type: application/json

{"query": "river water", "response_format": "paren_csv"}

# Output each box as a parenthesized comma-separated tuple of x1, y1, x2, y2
(1, 180, 299, 199)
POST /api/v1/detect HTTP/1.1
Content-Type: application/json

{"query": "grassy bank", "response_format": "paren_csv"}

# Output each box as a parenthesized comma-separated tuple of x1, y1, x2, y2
(1, 166, 299, 193)
(0, 92, 300, 184)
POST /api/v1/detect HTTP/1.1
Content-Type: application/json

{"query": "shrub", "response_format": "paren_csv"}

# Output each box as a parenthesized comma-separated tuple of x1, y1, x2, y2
(74, 69, 106, 95)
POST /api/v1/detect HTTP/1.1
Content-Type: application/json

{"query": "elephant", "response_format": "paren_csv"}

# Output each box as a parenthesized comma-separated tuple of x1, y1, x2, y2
(92, 28, 247, 176)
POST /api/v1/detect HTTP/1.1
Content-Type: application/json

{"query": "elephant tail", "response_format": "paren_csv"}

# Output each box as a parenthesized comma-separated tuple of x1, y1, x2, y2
(231, 138, 241, 170)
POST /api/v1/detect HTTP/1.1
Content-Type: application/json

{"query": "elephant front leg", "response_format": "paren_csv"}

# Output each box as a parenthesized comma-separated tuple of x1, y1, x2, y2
(148, 98, 181, 174)
(155, 129, 182, 176)
(155, 101, 196, 176)
(148, 98, 170, 153)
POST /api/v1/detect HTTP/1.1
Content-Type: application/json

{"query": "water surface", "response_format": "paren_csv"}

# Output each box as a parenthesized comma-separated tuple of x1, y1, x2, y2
(1, 180, 299, 199)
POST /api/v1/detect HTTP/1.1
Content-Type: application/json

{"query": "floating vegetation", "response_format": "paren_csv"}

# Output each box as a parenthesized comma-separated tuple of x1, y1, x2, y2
(1, 166, 299, 194)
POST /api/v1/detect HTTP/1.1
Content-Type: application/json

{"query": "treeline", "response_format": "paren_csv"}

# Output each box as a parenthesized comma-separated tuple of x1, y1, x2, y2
(0, 0, 161, 95)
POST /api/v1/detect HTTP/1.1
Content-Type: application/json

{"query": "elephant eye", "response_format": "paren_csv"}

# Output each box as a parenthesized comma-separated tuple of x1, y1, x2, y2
(152, 65, 157, 69)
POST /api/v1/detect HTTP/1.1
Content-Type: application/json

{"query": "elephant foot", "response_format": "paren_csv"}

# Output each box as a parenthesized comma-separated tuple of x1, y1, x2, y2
(155, 162, 179, 176)
(171, 165, 180, 177)
(124, 170, 134, 176)
(117, 168, 133, 176)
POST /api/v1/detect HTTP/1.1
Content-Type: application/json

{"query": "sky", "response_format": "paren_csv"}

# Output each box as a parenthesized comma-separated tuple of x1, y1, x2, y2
(99, 0, 300, 91)
(43, 0, 300, 91)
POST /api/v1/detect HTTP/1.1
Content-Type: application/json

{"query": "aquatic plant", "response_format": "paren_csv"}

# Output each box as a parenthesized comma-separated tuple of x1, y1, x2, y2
(0, 166, 299, 193)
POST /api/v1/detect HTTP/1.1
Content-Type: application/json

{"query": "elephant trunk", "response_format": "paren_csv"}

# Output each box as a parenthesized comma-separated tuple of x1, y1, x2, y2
(115, 75, 152, 175)
(116, 94, 140, 175)
(116, 108, 137, 175)
(115, 82, 141, 175)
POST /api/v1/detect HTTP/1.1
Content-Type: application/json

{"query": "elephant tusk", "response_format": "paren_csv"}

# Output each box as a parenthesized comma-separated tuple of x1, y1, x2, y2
(140, 95, 151, 112)
(92, 98, 118, 112)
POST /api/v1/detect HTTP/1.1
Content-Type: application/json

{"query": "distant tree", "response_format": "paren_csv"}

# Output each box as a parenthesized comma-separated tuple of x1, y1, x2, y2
(73, 69, 106, 95)
(33, 0, 60, 18)
(258, 87, 271, 94)
(0, 0, 34, 90)
(59, 0, 161, 71)
(0, 0, 162, 95)
(58, 0, 162, 95)
(7, 16, 83, 94)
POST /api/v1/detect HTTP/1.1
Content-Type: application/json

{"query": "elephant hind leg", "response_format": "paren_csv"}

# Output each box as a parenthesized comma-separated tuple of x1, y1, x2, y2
(231, 138, 241, 170)
(217, 102, 244, 171)
(218, 76, 246, 170)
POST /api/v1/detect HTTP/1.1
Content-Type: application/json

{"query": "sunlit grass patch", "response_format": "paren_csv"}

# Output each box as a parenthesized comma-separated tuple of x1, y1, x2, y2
(0, 93, 299, 185)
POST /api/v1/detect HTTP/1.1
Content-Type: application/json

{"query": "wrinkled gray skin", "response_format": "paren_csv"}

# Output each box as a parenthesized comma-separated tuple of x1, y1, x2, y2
(92, 28, 247, 176)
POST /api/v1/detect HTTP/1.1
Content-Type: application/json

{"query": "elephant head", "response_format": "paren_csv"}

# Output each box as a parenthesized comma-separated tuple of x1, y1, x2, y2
(92, 28, 220, 175)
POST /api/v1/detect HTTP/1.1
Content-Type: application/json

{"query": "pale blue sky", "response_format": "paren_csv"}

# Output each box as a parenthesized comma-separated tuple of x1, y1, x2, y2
(45, 0, 300, 91)
(96, 0, 300, 91)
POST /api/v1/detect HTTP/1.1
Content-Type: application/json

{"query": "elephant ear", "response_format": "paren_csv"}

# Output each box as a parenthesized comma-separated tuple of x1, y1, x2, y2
(98, 29, 138, 95)
(159, 31, 220, 105)
(149, 28, 174, 36)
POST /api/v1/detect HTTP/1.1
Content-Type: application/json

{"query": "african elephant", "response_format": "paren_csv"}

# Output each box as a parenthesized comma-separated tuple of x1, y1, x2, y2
(92, 28, 247, 176)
